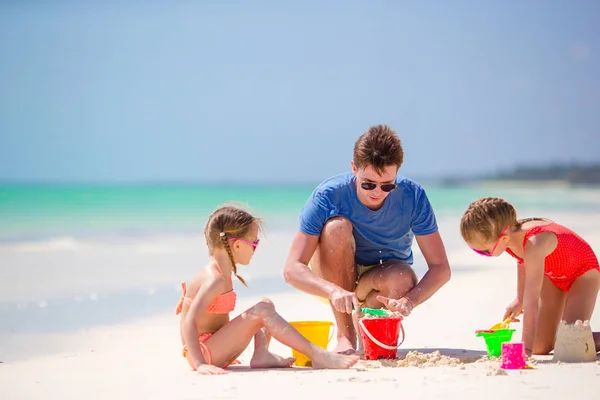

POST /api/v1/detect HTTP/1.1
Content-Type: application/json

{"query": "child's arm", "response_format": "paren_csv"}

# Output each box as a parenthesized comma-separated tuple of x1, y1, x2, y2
(516, 263, 526, 304)
(503, 263, 526, 321)
(521, 236, 550, 355)
(182, 278, 226, 369)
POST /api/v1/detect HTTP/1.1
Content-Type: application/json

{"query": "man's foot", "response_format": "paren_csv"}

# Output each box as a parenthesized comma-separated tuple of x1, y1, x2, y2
(311, 350, 360, 369)
(250, 350, 295, 369)
(332, 336, 356, 355)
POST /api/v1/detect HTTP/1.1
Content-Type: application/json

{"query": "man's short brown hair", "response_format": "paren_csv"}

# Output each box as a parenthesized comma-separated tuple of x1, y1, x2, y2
(353, 125, 404, 175)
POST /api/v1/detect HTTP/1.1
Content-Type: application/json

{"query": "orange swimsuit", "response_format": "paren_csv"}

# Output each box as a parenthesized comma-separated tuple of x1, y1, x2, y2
(506, 222, 600, 291)
(175, 259, 238, 368)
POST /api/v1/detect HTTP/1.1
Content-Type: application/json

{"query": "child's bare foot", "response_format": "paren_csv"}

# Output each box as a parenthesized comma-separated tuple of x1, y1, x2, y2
(311, 350, 360, 369)
(332, 336, 356, 355)
(250, 350, 295, 369)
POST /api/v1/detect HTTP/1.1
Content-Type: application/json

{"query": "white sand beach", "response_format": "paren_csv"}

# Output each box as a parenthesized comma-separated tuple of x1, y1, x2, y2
(1, 218, 600, 400)
(3, 1, 600, 398)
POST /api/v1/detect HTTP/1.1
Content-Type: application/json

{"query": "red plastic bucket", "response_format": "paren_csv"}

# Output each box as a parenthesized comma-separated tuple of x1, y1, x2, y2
(358, 316, 405, 360)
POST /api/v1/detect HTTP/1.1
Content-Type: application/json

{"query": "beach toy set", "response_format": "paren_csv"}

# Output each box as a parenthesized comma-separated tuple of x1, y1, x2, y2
(475, 317, 532, 369)
(291, 313, 532, 367)
(290, 308, 406, 365)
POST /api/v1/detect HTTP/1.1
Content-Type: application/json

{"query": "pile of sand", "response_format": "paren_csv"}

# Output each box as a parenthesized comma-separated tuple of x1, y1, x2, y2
(553, 320, 597, 363)
(474, 355, 494, 363)
(394, 350, 463, 368)
(357, 350, 463, 369)
(486, 365, 508, 376)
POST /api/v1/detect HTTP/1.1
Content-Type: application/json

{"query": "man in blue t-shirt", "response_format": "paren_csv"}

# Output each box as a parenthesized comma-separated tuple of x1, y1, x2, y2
(283, 125, 452, 354)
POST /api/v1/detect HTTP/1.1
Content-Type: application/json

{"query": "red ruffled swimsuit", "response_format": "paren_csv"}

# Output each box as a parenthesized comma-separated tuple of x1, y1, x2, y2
(506, 222, 599, 291)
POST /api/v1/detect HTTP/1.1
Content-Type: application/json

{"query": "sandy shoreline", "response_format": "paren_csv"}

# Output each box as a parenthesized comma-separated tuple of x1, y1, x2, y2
(2, 263, 599, 400)
(2, 215, 600, 399)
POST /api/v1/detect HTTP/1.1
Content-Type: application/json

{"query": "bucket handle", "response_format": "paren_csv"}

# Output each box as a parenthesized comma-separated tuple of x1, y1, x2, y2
(358, 319, 406, 351)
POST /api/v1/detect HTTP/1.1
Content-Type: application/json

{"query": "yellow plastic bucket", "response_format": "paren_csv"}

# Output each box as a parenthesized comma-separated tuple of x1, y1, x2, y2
(289, 320, 334, 367)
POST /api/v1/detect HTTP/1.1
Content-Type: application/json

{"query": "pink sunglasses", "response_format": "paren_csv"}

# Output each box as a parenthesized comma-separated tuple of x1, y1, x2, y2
(227, 237, 260, 249)
(471, 225, 509, 257)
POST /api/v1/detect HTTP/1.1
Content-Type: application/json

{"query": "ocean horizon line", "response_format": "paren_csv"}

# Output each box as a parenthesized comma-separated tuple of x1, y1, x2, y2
(0, 177, 515, 189)
(0, 173, 455, 188)
(0, 179, 324, 188)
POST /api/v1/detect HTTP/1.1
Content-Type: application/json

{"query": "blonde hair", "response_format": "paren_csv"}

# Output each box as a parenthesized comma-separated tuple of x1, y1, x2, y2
(204, 205, 261, 287)
(460, 197, 518, 243)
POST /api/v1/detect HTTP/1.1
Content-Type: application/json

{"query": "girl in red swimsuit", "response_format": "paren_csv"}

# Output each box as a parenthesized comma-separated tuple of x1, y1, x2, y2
(460, 197, 600, 356)
(176, 205, 358, 375)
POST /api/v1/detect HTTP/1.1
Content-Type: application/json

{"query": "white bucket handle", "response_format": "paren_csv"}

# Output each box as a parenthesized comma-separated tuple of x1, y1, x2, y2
(328, 324, 334, 344)
(359, 318, 406, 351)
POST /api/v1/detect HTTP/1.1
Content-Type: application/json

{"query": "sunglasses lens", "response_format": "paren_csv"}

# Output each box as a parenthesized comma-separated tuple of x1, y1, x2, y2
(361, 182, 377, 191)
(380, 184, 396, 192)
(471, 248, 491, 257)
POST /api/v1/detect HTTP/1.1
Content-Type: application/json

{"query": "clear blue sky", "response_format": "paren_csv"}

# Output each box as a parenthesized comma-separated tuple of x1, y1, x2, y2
(1, 0, 599, 183)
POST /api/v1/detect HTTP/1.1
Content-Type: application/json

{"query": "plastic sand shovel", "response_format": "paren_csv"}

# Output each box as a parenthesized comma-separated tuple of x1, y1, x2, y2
(360, 307, 393, 317)
(489, 317, 511, 331)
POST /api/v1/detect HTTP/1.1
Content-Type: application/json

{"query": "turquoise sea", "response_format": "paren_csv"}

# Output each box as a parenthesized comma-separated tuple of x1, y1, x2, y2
(2, 182, 600, 242)
(2, 181, 600, 362)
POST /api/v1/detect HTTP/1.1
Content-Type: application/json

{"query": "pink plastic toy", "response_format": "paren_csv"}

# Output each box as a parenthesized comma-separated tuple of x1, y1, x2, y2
(500, 342, 526, 369)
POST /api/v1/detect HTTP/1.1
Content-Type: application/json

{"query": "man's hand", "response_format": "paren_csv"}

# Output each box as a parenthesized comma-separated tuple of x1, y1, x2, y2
(331, 288, 361, 314)
(377, 295, 413, 317)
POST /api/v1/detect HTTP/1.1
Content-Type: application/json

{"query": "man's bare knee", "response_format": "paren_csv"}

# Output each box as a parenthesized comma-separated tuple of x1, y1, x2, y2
(311, 217, 356, 291)
(374, 263, 418, 295)
(321, 217, 353, 245)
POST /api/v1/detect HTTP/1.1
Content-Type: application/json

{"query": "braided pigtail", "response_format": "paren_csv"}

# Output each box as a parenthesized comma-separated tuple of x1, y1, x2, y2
(220, 232, 248, 287)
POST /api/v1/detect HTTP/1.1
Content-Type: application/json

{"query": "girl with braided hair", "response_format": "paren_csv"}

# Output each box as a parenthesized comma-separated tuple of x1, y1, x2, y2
(176, 205, 359, 375)
(460, 197, 600, 356)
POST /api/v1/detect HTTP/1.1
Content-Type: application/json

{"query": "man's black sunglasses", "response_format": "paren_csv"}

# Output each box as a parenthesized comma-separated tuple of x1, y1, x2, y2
(360, 181, 397, 193)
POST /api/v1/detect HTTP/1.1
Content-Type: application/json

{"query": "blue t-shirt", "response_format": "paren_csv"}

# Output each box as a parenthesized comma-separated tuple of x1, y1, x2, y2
(299, 172, 438, 266)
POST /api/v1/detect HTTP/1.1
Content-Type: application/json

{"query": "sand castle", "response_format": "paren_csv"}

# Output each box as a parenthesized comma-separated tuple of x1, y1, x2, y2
(552, 320, 597, 363)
